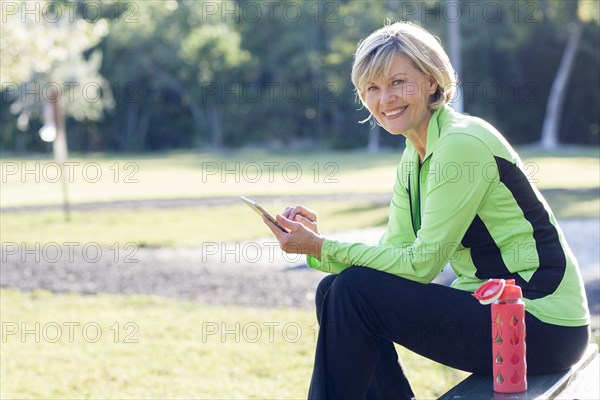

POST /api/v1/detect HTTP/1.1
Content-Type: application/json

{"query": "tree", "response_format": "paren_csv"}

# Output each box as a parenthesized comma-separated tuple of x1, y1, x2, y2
(446, 0, 463, 113)
(2, 0, 597, 152)
(99, 0, 251, 149)
(1, 0, 113, 146)
(540, 0, 599, 149)
(180, 17, 251, 148)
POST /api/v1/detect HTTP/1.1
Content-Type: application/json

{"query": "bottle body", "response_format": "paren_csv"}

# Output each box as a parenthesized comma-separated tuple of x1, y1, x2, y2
(491, 298, 527, 393)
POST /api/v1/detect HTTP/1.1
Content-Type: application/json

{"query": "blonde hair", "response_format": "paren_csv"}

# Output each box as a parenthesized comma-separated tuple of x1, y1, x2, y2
(351, 21, 456, 111)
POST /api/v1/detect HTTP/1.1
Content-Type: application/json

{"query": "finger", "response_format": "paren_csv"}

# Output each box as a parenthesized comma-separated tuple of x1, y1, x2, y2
(289, 206, 316, 222)
(282, 207, 293, 219)
(262, 215, 286, 240)
(294, 214, 317, 230)
(300, 206, 317, 222)
(276, 213, 302, 231)
(288, 207, 298, 221)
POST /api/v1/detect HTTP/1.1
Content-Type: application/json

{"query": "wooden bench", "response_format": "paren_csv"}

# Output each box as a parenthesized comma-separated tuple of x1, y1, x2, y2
(439, 343, 599, 399)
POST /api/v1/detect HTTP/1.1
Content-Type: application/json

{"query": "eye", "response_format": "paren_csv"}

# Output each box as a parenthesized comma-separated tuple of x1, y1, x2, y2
(367, 85, 379, 92)
(392, 79, 404, 86)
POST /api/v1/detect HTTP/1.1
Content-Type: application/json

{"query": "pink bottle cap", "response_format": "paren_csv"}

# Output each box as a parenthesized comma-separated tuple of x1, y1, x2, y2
(473, 279, 506, 305)
(499, 279, 523, 300)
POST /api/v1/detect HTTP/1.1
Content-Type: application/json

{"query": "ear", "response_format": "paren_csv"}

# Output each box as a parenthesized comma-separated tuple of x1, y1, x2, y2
(426, 75, 438, 95)
(358, 89, 367, 105)
(359, 92, 372, 114)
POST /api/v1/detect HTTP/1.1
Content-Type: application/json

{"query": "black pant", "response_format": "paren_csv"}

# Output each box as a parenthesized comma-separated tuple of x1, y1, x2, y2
(308, 266, 590, 400)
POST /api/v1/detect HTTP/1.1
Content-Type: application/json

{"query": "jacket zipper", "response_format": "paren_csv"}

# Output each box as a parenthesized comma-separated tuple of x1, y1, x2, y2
(415, 162, 422, 232)
(408, 178, 417, 235)
(410, 155, 431, 235)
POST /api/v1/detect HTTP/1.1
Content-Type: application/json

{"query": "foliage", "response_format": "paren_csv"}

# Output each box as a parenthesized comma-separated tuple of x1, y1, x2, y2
(1, 0, 598, 151)
(0, 0, 114, 137)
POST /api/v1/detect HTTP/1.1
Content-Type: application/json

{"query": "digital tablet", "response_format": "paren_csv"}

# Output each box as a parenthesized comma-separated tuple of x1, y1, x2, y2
(240, 196, 290, 233)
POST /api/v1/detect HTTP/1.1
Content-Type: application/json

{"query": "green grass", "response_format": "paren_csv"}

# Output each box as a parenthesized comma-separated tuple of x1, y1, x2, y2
(0, 150, 400, 208)
(0, 192, 595, 247)
(1, 148, 597, 246)
(0, 200, 390, 246)
(543, 191, 599, 219)
(516, 146, 599, 159)
(1, 148, 598, 208)
(0, 288, 468, 399)
(1, 148, 597, 398)
(0, 149, 600, 399)
(0, 198, 595, 247)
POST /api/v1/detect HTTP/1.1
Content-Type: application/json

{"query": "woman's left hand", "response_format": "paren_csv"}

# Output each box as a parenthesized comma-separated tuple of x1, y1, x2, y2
(262, 214, 324, 260)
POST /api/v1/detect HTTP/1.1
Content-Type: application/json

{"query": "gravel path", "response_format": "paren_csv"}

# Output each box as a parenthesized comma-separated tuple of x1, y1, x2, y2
(1, 219, 598, 327)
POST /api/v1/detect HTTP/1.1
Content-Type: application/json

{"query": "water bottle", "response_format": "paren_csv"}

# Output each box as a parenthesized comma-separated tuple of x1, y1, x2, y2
(474, 279, 527, 393)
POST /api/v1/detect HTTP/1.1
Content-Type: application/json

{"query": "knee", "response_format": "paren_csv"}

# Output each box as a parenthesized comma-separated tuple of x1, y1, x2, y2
(333, 266, 414, 304)
(314, 268, 368, 319)
(316, 267, 378, 313)
(316, 274, 337, 308)
(335, 265, 374, 289)
(325, 266, 376, 300)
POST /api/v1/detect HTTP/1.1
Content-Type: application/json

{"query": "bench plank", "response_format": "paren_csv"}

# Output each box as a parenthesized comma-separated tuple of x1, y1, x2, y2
(555, 352, 599, 400)
(438, 343, 598, 400)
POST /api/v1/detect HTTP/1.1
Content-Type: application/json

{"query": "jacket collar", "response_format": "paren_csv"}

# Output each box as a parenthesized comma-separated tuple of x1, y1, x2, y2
(423, 106, 449, 161)
(405, 105, 448, 163)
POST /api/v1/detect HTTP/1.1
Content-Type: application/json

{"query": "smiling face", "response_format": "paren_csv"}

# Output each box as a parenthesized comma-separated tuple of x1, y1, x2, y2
(363, 53, 438, 138)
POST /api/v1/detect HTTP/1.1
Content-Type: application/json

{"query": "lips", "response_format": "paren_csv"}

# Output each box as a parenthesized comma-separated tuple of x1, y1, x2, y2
(382, 106, 407, 118)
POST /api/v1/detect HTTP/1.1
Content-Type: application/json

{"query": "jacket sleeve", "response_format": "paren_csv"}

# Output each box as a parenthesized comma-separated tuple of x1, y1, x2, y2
(378, 160, 418, 247)
(306, 158, 414, 273)
(313, 134, 498, 282)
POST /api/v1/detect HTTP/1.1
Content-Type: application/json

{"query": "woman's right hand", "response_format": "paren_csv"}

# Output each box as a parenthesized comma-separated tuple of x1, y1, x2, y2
(282, 205, 320, 235)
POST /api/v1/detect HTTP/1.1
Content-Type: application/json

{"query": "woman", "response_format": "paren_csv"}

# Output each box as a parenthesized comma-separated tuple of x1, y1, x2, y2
(263, 22, 590, 399)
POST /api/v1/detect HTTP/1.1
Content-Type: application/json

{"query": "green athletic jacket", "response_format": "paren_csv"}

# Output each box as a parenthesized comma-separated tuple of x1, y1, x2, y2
(308, 105, 590, 327)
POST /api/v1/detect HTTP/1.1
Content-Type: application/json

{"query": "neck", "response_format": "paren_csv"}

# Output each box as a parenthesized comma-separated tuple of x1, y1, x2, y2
(406, 110, 433, 163)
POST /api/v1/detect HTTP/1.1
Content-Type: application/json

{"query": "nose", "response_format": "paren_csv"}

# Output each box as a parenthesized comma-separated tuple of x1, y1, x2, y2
(380, 86, 397, 104)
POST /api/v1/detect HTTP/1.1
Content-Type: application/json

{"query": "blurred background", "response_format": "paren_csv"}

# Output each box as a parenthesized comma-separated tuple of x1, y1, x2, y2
(2, 0, 599, 151)
(1, 0, 599, 398)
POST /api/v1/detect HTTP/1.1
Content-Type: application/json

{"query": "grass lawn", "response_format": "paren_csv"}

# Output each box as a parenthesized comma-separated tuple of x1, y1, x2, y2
(1, 147, 598, 208)
(0, 288, 469, 399)
(0, 192, 597, 247)
(0, 150, 401, 208)
(1, 148, 597, 398)
(0, 200, 391, 246)
(1, 148, 598, 246)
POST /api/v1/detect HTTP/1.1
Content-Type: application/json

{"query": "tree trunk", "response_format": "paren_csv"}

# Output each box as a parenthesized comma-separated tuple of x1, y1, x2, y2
(125, 102, 137, 150)
(15, 132, 26, 155)
(138, 56, 207, 147)
(138, 106, 151, 150)
(447, 0, 463, 113)
(368, 124, 380, 153)
(540, 19, 583, 150)
(208, 100, 222, 149)
(188, 101, 207, 148)
(311, 15, 324, 144)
